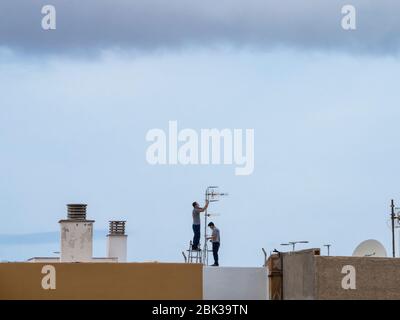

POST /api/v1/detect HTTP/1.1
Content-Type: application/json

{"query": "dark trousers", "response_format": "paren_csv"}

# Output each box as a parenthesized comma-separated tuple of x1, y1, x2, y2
(212, 242, 220, 265)
(192, 224, 201, 249)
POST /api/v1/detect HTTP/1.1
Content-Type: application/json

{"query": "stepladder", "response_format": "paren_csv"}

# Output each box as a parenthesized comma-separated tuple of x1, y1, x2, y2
(185, 241, 203, 264)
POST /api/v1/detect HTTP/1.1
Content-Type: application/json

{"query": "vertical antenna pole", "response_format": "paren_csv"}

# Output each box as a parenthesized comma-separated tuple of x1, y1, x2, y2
(203, 187, 209, 265)
(323, 244, 331, 256)
(391, 199, 396, 258)
(201, 186, 227, 266)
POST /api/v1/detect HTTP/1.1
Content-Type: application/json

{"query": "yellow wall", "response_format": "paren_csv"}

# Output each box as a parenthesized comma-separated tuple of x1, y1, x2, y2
(0, 263, 203, 300)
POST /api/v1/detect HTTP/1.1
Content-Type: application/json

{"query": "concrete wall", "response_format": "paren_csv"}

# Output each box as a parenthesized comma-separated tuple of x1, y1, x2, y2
(28, 258, 60, 263)
(28, 258, 119, 263)
(267, 254, 282, 300)
(203, 267, 268, 300)
(281, 250, 400, 300)
(60, 221, 93, 262)
(282, 250, 317, 300)
(315, 256, 400, 300)
(0, 263, 202, 300)
(107, 235, 127, 262)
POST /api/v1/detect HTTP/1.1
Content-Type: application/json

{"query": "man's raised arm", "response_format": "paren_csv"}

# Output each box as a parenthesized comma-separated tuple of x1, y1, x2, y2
(198, 200, 210, 212)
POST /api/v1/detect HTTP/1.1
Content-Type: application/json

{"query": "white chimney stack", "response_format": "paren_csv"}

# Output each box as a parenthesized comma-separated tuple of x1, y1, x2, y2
(59, 204, 94, 262)
(107, 221, 127, 262)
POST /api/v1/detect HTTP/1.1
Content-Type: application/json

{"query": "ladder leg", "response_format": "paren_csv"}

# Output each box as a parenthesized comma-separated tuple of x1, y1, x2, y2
(189, 241, 193, 263)
(197, 244, 201, 263)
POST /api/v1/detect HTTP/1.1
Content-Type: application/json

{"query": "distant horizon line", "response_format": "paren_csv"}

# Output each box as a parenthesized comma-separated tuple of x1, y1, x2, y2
(0, 229, 108, 245)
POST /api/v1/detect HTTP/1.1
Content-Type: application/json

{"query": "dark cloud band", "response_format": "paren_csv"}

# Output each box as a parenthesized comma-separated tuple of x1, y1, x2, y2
(0, 0, 399, 55)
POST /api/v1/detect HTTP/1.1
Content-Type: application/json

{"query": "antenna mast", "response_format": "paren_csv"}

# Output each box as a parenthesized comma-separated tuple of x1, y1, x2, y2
(203, 186, 228, 265)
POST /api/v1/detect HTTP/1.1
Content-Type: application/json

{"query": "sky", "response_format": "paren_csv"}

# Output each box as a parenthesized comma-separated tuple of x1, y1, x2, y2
(1, 1, 400, 266)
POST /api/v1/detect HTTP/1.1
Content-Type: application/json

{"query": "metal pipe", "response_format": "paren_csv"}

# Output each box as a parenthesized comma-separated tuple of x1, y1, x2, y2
(262, 248, 267, 267)
(391, 199, 396, 258)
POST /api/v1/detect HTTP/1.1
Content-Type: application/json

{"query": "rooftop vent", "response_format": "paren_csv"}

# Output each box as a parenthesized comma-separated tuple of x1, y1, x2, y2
(67, 204, 87, 220)
(109, 221, 126, 235)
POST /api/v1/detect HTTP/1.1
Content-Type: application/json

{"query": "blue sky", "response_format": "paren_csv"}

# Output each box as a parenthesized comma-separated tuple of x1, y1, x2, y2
(1, 1, 400, 266)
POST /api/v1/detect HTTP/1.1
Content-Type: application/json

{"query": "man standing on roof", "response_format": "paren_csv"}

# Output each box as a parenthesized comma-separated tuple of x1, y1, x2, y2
(207, 222, 220, 267)
(192, 200, 209, 251)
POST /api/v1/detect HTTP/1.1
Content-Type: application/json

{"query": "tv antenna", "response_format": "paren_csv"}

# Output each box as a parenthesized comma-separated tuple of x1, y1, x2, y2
(203, 186, 228, 265)
(280, 241, 309, 252)
(323, 244, 332, 256)
(388, 200, 400, 258)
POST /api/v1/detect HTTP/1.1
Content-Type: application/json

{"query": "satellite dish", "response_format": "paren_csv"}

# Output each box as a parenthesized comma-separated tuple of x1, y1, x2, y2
(352, 239, 387, 258)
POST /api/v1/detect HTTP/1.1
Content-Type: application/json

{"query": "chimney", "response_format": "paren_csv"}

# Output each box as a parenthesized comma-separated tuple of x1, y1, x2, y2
(59, 204, 94, 262)
(107, 221, 128, 262)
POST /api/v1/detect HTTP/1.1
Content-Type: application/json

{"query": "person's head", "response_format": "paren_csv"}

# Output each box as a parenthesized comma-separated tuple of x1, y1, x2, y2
(192, 202, 199, 208)
(208, 222, 215, 229)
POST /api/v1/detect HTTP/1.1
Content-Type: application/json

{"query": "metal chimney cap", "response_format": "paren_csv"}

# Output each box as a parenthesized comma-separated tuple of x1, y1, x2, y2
(108, 220, 127, 235)
(66, 204, 88, 220)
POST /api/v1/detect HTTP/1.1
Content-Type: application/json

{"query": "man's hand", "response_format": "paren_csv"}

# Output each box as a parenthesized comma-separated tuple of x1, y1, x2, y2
(198, 200, 210, 212)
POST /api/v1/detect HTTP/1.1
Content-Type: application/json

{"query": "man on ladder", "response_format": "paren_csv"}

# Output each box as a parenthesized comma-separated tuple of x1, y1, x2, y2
(192, 200, 209, 251)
